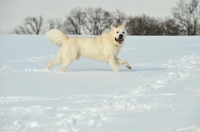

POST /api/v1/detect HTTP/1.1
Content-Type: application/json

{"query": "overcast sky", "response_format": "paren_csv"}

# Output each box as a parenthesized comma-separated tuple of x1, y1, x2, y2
(0, 0, 179, 33)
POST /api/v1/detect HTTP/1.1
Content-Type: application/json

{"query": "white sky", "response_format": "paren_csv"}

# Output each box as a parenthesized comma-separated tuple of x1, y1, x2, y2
(0, 0, 179, 33)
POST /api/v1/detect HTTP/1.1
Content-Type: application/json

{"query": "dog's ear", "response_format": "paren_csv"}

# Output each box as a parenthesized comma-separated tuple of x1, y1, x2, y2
(110, 23, 115, 30)
(117, 23, 125, 28)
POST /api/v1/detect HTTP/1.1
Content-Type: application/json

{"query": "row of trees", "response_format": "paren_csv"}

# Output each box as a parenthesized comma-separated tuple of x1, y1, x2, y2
(10, 0, 200, 35)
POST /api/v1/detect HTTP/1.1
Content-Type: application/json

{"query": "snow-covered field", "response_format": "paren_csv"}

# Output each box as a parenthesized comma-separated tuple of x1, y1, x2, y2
(0, 35, 200, 132)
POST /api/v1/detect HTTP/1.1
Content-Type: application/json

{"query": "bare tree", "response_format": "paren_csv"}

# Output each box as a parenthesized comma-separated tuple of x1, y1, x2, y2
(11, 16, 44, 35)
(62, 7, 86, 35)
(126, 14, 163, 35)
(46, 19, 63, 30)
(161, 18, 181, 35)
(44, 18, 64, 33)
(171, 0, 200, 35)
(112, 9, 128, 27)
(83, 7, 112, 35)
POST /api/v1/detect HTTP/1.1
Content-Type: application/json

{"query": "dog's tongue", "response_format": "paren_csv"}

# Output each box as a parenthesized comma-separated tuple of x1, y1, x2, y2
(118, 38, 123, 42)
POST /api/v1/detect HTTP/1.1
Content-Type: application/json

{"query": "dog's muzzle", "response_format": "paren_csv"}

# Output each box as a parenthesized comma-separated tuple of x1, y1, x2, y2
(115, 34, 124, 43)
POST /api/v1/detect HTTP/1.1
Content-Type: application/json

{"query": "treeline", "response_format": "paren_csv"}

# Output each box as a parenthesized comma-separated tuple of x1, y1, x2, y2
(10, 0, 200, 35)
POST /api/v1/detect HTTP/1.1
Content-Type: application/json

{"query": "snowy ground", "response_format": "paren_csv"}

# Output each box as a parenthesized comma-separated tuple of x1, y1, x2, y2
(0, 35, 200, 132)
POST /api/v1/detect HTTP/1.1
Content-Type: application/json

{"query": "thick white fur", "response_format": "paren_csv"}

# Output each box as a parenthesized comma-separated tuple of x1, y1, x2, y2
(46, 24, 131, 72)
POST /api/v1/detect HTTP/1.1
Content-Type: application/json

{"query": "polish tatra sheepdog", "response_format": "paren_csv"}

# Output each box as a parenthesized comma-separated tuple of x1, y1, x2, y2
(45, 24, 131, 72)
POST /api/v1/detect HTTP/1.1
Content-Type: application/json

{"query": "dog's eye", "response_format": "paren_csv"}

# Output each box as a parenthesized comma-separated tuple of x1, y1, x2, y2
(122, 32, 125, 34)
(116, 31, 119, 33)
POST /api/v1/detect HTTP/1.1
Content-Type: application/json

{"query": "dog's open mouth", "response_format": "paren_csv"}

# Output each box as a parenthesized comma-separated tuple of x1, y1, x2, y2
(115, 38, 124, 43)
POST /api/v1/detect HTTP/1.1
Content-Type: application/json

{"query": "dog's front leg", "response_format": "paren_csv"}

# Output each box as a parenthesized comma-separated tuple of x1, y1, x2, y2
(116, 58, 132, 70)
(108, 56, 119, 72)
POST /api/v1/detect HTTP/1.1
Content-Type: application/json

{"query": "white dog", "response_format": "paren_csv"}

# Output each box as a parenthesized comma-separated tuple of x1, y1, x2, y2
(46, 24, 131, 72)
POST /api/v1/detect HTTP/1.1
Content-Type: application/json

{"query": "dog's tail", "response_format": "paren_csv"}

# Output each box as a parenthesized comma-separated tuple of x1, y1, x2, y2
(46, 29, 68, 47)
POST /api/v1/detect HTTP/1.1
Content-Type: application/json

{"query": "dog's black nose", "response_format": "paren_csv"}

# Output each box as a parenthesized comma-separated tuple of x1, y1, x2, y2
(119, 34, 123, 38)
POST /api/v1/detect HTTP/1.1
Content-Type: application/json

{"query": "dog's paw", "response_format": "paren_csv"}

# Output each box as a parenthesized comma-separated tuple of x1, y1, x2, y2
(126, 66, 132, 70)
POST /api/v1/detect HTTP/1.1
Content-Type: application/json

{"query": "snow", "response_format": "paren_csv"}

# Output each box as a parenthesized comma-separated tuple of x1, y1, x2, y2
(0, 35, 200, 132)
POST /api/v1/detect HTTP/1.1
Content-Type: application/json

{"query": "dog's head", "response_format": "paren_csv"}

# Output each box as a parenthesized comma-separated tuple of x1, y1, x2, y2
(109, 23, 127, 46)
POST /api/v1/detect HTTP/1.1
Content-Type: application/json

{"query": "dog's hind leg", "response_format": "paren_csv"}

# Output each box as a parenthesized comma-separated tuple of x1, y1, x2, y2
(59, 58, 73, 72)
(46, 59, 61, 70)
(46, 49, 62, 70)
(59, 44, 79, 72)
